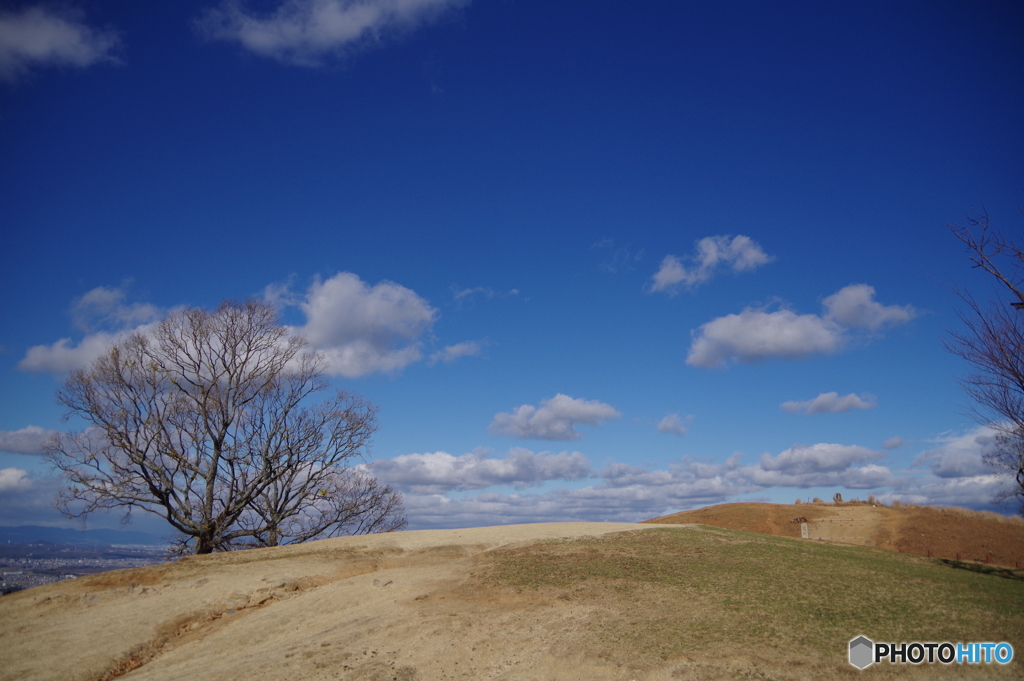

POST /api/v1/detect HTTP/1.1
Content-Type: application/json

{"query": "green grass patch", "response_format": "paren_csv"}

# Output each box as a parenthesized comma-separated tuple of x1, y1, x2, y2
(480, 526, 1024, 664)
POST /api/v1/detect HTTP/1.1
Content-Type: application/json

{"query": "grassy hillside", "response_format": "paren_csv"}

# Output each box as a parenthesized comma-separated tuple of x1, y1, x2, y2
(481, 525, 1024, 678)
(2, 520, 1022, 680)
(644, 502, 1024, 567)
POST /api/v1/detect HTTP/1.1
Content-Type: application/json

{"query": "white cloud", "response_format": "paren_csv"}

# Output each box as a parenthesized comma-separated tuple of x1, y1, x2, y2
(369, 447, 590, 494)
(884, 427, 1018, 510)
(18, 329, 137, 374)
(822, 284, 917, 331)
(489, 394, 621, 440)
(71, 285, 160, 332)
(886, 475, 1011, 509)
(451, 286, 493, 304)
(781, 392, 876, 414)
(398, 455, 756, 530)
(282, 272, 437, 377)
(758, 443, 883, 475)
(600, 454, 747, 491)
(0, 470, 88, 527)
(0, 6, 120, 82)
(882, 436, 905, 450)
(0, 426, 58, 455)
(687, 284, 916, 369)
(657, 413, 689, 436)
(744, 443, 891, 489)
(741, 440, 892, 489)
(19, 284, 163, 374)
(687, 307, 844, 368)
(429, 341, 481, 365)
(22, 273, 437, 378)
(197, 0, 469, 66)
(0, 467, 32, 493)
(913, 427, 998, 479)
(746, 463, 894, 490)
(450, 286, 519, 307)
(650, 235, 772, 294)
(391, 453, 759, 529)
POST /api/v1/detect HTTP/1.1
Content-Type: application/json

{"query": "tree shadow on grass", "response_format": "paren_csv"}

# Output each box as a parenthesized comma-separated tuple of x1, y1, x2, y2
(937, 558, 1024, 581)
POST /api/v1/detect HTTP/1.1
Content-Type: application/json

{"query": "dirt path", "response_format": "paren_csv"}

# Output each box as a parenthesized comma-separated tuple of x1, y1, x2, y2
(802, 505, 893, 545)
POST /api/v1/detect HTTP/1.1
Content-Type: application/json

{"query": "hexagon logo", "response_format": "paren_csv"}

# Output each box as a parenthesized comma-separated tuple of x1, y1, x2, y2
(849, 636, 874, 669)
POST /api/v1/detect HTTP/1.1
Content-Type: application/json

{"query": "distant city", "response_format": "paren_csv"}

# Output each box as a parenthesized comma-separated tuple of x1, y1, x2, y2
(0, 526, 168, 595)
(1, 542, 168, 594)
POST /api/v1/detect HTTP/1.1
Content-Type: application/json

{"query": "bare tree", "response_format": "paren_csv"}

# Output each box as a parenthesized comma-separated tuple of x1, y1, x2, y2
(47, 299, 405, 553)
(236, 468, 407, 549)
(947, 211, 1024, 513)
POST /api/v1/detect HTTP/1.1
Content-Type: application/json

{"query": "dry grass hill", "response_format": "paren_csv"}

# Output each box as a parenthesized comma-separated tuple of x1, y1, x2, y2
(2, 504, 1023, 681)
(644, 500, 1024, 567)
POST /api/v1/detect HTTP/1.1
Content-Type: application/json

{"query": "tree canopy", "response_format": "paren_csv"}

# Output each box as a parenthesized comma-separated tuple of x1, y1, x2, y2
(47, 299, 405, 553)
(948, 212, 1024, 514)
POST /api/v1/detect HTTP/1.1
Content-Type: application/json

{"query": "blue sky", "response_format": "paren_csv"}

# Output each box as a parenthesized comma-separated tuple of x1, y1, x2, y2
(1, 0, 1023, 535)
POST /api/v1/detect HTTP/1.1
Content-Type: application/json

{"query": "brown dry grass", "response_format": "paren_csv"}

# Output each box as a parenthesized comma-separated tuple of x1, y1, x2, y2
(644, 502, 1024, 567)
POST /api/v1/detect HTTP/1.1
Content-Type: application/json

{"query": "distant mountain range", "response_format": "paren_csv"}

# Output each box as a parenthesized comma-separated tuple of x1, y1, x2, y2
(0, 525, 164, 546)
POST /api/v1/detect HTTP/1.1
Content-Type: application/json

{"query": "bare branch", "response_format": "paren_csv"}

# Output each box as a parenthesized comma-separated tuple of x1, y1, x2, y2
(47, 299, 405, 554)
(948, 210, 1024, 309)
(947, 211, 1024, 514)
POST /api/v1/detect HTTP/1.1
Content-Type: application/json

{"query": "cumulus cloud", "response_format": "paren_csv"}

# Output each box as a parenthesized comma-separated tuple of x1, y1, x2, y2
(0, 426, 58, 455)
(882, 436, 904, 450)
(738, 443, 892, 490)
(369, 447, 590, 494)
(197, 0, 469, 66)
(874, 426, 1019, 510)
(429, 341, 481, 365)
(914, 427, 998, 479)
(19, 329, 136, 374)
(687, 284, 915, 369)
(781, 392, 876, 414)
(22, 273, 438, 378)
(0, 6, 120, 82)
(822, 284, 917, 331)
(600, 454, 746, 490)
(397, 455, 756, 530)
(748, 463, 894, 490)
(650, 235, 772, 294)
(274, 272, 437, 377)
(657, 413, 689, 436)
(758, 443, 883, 475)
(398, 492, 645, 530)
(687, 307, 844, 368)
(0, 467, 33, 493)
(489, 394, 621, 440)
(885, 475, 1011, 510)
(18, 284, 163, 374)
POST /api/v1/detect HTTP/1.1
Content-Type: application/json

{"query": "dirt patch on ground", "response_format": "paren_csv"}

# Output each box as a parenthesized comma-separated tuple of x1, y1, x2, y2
(644, 502, 1024, 566)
